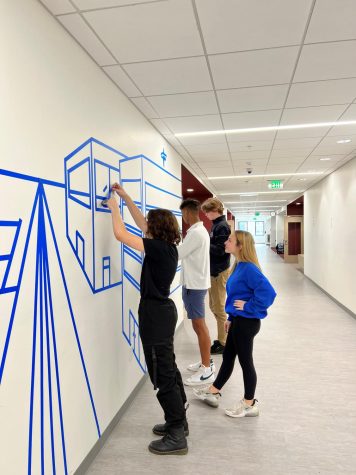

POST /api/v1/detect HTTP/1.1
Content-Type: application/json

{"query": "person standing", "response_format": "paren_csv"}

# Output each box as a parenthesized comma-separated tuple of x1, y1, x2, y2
(178, 199, 214, 386)
(107, 183, 188, 455)
(193, 231, 276, 417)
(201, 198, 231, 354)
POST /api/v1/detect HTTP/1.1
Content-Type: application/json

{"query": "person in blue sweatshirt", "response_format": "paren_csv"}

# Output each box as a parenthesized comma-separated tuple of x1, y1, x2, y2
(194, 230, 276, 417)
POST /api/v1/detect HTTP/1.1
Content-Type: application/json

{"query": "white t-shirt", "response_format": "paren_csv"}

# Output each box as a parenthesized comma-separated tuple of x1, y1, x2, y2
(178, 222, 210, 290)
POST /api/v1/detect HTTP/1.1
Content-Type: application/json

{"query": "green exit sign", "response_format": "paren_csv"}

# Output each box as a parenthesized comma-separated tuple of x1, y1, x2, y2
(255, 212, 260, 216)
(268, 180, 283, 189)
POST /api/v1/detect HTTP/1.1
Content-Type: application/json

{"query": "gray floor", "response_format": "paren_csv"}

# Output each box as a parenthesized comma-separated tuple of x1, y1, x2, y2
(86, 246, 356, 475)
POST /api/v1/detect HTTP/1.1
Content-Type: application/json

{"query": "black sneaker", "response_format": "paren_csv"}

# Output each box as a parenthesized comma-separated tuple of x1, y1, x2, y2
(152, 419, 189, 437)
(210, 340, 220, 352)
(211, 342, 225, 354)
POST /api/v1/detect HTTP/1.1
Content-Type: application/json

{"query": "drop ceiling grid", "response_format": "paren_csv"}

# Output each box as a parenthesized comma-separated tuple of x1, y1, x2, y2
(39, 0, 356, 206)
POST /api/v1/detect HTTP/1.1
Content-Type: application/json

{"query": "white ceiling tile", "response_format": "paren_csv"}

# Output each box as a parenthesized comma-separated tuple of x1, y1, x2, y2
(185, 143, 229, 154)
(149, 119, 172, 135)
(198, 160, 232, 169)
(305, 0, 356, 43)
(58, 13, 117, 65)
(231, 150, 270, 160)
(73, 0, 155, 8)
(209, 47, 299, 89)
(294, 41, 356, 82)
(273, 137, 322, 149)
(280, 104, 347, 125)
(190, 152, 230, 163)
(193, 152, 231, 161)
(163, 114, 222, 134)
(131, 97, 159, 119)
(178, 135, 227, 145)
(222, 109, 281, 129)
(217, 85, 289, 113)
(196, 0, 311, 54)
(268, 156, 306, 164)
(287, 79, 356, 108)
(203, 167, 234, 176)
(123, 57, 212, 95)
(103, 65, 142, 96)
(227, 131, 277, 143)
(84, 0, 203, 63)
(232, 158, 268, 166)
(40, 0, 76, 15)
(275, 128, 329, 139)
(147, 92, 219, 117)
(270, 149, 312, 158)
(228, 141, 273, 152)
(265, 164, 300, 173)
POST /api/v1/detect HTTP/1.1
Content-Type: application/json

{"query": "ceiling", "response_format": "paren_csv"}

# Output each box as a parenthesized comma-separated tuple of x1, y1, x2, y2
(39, 0, 356, 216)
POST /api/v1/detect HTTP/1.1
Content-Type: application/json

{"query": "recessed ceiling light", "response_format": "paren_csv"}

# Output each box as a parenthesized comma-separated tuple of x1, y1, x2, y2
(297, 178, 307, 181)
(319, 157, 331, 161)
(187, 188, 194, 192)
(296, 202, 301, 205)
(174, 120, 356, 138)
(337, 139, 351, 144)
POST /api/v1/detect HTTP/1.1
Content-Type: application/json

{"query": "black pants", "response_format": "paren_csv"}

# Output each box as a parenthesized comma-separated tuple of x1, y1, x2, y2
(214, 316, 261, 400)
(138, 298, 186, 429)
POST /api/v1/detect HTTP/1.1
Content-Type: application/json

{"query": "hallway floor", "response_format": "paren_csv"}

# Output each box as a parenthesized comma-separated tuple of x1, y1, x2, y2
(86, 246, 356, 475)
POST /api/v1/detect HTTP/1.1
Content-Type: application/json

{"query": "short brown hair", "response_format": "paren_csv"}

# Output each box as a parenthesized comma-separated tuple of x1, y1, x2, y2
(146, 209, 181, 245)
(201, 198, 224, 214)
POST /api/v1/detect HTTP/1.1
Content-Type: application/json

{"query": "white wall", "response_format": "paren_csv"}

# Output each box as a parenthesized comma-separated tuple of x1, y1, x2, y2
(270, 215, 276, 247)
(276, 213, 285, 246)
(304, 157, 356, 314)
(0, 1, 184, 473)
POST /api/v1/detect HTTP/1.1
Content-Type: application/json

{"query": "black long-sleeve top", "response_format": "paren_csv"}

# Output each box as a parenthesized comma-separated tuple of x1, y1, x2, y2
(209, 215, 231, 277)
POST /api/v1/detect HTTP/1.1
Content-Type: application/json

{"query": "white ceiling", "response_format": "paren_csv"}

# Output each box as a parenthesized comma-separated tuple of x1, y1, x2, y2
(39, 0, 356, 215)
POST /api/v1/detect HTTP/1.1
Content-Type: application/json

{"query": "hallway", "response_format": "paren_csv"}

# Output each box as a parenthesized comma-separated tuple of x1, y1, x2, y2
(86, 246, 356, 475)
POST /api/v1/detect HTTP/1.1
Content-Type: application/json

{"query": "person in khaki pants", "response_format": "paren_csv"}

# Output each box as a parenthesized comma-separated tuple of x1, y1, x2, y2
(202, 198, 231, 354)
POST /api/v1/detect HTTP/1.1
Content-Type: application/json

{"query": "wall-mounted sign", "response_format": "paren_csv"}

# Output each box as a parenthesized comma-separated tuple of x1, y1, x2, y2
(268, 180, 283, 189)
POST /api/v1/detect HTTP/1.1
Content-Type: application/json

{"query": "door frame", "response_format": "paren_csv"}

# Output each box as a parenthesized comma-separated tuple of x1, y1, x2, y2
(284, 216, 303, 263)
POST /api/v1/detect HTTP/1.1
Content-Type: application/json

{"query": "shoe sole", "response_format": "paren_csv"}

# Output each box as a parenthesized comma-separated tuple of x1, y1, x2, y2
(148, 446, 188, 455)
(225, 410, 259, 418)
(184, 378, 215, 386)
(152, 429, 189, 437)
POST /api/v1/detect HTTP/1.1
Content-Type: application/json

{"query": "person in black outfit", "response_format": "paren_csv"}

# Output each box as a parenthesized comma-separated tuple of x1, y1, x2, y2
(107, 183, 188, 455)
(201, 198, 231, 354)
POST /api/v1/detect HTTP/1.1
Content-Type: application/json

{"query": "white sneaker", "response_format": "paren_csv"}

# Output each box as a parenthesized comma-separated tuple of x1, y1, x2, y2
(225, 399, 259, 418)
(193, 387, 221, 408)
(187, 358, 216, 373)
(184, 366, 215, 386)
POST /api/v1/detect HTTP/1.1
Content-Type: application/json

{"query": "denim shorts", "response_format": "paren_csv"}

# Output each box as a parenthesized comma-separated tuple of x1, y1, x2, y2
(182, 286, 207, 319)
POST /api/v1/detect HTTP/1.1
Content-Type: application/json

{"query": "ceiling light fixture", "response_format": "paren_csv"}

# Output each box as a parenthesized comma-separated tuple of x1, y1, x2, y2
(336, 139, 351, 144)
(220, 190, 301, 196)
(319, 158, 331, 161)
(208, 172, 323, 179)
(187, 188, 194, 192)
(224, 200, 287, 203)
(174, 121, 356, 138)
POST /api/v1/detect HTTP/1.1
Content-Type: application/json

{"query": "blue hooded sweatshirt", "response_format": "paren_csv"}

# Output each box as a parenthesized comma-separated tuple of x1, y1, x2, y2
(225, 262, 276, 320)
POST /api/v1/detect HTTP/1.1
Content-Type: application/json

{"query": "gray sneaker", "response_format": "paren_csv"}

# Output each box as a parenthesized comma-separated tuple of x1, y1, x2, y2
(225, 399, 259, 418)
(193, 387, 221, 408)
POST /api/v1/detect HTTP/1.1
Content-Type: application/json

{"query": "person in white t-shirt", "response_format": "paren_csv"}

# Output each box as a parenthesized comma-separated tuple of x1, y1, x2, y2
(178, 199, 215, 386)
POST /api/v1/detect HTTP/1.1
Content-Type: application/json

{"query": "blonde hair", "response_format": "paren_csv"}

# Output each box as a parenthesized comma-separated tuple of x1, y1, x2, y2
(201, 198, 224, 214)
(232, 230, 261, 270)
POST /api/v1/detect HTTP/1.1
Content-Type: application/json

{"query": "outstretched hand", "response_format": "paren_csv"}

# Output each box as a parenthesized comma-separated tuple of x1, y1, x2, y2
(111, 182, 127, 198)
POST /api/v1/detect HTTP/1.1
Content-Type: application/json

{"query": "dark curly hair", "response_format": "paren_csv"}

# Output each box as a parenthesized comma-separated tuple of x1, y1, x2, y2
(146, 209, 181, 245)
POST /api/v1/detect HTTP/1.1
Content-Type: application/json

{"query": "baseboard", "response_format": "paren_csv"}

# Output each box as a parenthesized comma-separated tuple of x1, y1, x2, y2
(304, 274, 356, 321)
(74, 318, 185, 474)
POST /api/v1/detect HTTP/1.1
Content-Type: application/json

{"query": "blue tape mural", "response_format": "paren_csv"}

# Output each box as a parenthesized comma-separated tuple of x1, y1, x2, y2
(0, 137, 182, 473)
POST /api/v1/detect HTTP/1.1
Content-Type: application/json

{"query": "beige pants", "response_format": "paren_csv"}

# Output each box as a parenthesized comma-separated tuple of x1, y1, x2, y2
(208, 268, 230, 345)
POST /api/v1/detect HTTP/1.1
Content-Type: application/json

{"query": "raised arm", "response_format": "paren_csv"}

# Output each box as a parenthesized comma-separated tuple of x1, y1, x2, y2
(112, 183, 147, 234)
(107, 194, 144, 253)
